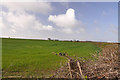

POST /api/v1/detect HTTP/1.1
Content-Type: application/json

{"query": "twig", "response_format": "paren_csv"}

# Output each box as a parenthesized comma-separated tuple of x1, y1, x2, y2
(68, 59, 72, 78)
(77, 61, 85, 80)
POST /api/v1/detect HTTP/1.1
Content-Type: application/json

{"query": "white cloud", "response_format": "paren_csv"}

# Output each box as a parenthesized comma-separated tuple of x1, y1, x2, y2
(0, 2, 54, 37)
(0, 10, 54, 37)
(0, 2, 52, 14)
(0, 17, 5, 28)
(48, 8, 85, 34)
(62, 28, 73, 34)
(76, 28, 85, 33)
(49, 8, 77, 28)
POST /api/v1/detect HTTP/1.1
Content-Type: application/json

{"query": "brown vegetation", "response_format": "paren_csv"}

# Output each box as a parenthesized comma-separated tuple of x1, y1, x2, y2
(82, 44, 119, 79)
(52, 43, 119, 79)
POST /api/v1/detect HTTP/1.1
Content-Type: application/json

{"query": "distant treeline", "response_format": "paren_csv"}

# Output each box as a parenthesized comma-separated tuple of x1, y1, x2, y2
(1, 37, 118, 43)
(47, 38, 111, 43)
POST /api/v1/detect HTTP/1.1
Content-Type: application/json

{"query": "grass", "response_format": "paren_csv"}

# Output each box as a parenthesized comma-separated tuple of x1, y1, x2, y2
(2, 38, 101, 78)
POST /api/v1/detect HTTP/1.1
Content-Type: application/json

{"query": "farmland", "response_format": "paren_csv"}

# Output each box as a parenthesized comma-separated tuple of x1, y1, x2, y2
(2, 38, 101, 78)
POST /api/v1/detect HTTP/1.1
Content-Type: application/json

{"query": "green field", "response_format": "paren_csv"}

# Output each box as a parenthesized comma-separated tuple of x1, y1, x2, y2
(2, 38, 101, 78)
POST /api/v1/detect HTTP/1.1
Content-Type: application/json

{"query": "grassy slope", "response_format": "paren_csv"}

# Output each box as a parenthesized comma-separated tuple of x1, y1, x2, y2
(2, 38, 101, 77)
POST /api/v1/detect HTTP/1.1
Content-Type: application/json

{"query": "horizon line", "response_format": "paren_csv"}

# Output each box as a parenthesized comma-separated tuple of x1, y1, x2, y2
(0, 36, 118, 43)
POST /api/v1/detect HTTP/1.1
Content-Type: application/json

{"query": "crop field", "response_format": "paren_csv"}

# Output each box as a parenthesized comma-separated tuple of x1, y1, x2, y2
(2, 38, 101, 78)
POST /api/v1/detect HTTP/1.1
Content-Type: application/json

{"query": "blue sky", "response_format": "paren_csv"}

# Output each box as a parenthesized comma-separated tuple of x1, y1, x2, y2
(0, 2, 118, 42)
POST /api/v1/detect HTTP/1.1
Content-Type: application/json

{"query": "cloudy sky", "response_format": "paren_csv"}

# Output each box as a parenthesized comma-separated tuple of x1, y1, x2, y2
(0, 2, 118, 42)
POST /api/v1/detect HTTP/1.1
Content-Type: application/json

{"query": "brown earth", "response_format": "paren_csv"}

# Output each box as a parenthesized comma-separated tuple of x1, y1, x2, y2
(51, 43, 120, 79)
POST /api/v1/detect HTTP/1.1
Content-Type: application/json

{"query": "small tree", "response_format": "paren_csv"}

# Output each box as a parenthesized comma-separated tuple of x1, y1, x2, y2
(48, 38, 51, 40)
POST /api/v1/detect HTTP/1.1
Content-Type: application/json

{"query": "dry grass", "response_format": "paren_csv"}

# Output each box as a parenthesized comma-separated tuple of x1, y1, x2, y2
(82, 44, 119, 78)
(51, 43, 119, 79)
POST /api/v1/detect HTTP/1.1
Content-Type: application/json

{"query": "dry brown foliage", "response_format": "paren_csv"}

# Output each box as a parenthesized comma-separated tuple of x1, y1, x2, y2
(82, 44, 119, 79)
(52, 43, 119, 79)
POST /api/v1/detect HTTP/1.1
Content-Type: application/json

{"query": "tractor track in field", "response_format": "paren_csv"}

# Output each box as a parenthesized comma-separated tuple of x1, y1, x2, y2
(51, 52, 86, 79)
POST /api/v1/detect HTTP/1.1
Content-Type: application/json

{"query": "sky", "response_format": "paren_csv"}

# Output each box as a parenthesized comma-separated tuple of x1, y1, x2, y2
(0, 2, 118, 42)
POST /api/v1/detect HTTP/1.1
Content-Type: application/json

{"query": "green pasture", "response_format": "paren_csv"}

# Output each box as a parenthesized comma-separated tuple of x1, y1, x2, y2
(2, 38, 101, 78)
